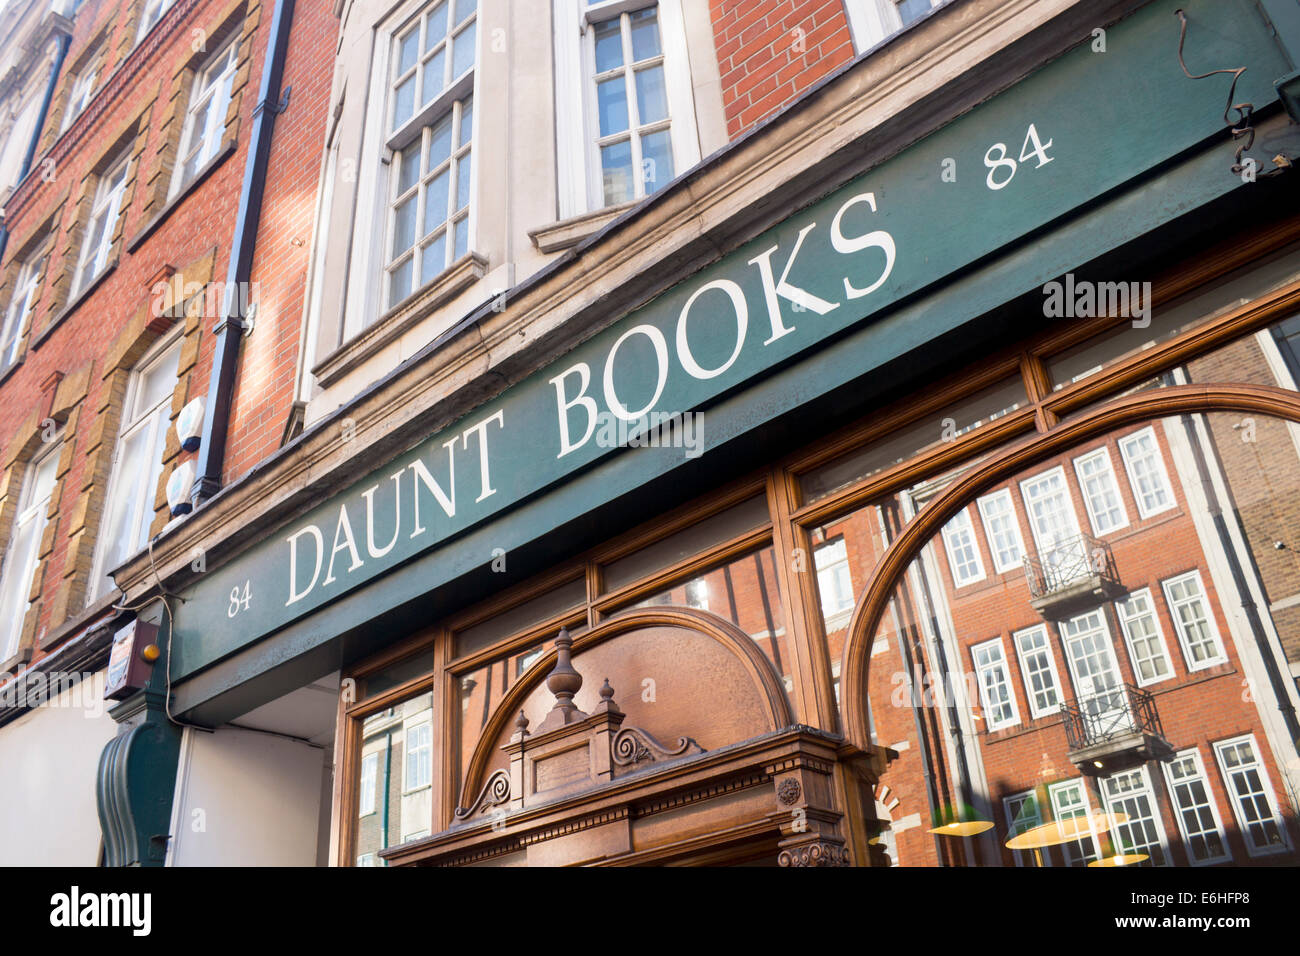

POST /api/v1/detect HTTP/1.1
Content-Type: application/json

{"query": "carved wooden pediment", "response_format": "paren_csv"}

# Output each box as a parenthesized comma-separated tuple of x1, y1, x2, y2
(379, 609, 890, 867)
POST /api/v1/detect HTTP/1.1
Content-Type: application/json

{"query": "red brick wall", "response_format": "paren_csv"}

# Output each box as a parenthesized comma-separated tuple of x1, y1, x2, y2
(710, 0, 856, 138)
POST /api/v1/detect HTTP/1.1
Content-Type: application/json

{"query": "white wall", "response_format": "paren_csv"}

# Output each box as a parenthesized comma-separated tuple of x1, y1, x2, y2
(167, 725, 326, 866)
(0, 670, 119, 866)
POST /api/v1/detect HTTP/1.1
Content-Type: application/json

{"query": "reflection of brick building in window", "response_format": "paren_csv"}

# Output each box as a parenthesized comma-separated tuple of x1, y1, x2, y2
(810, 347, 1300, 865)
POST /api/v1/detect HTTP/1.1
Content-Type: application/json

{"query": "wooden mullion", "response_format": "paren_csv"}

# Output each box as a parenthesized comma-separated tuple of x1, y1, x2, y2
(766, 464, 839, 730)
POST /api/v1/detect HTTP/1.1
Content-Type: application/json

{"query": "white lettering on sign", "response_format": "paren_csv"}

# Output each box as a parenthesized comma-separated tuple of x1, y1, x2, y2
(284, 410, 506, 606)
(552, 190, 897, 459)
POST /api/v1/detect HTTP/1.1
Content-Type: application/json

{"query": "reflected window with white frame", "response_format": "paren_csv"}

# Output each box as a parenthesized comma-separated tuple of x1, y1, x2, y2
(1114, 588, 1174, 685)
(976, 488, 1024, 573)
(1212, 734, 1290, 856)
(0, 442, 60, 661)
(1161, 570, 1226, 670)
(971, 637, 1018, 730)
(940, 506, 985, 587)
(404, 720, 432, 791)
(1118, 426, 1175, 518)
(358, 752, 378, 816)
(0, 243, 47, 373)
(1162, 748, 1230, 865)
(1073, 446, 1128, 535)
(71, 151, 130, 298)
(1003, 790, 1042, 867)
(136, 0, 178, 43)
(383, 0, 477, 310)
(88, 338, 181, 602)
(1101, 767, 1169, 866)
(62, 59, 101, 132)
(814, 537, 854, 620)
(1013, 623, 1062, 718)
(1019, 466, 1082, 565)
(170, 37, 239, 196)
(1048, 779, 1100, 866)
(843, 0, 942, 52)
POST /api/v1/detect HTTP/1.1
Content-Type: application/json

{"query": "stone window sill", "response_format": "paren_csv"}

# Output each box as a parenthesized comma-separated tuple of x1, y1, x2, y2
(40, 589, 122, 652)
(126, 139, 237, 253)
(32, 259, 119, 350)
(312, 251, 488, 389)
(528, 201, 638, 254)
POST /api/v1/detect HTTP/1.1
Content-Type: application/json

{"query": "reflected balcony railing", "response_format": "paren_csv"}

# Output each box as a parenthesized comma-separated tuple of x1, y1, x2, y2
(1061, 682, 1171, 772)
(1023, 533, 1123, 616)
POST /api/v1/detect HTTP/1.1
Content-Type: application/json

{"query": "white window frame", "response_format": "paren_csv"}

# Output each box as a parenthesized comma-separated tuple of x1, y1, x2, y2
(842, 0, 942, 54)
(71, 151, 130, 298)
(1212, 734, 1292, 857)
(976, 488, 1024, 573)
(814, 537, 855, 627)
(403, 718, 432, 793)
(971, 637, 1019, 731)
(1072, 446, 1129, 536)
(169, 37, 240, 199)
(1118, 426, 1176, 519)
(0, 245, 47, 372)
(1161, 747, 1231, 866)
(136, 0, 178, 44)
(1003, 789, 1042, 867)
(358, 751, 379, 816)
(1161, 570, 1227, 671)
(553, 0, 701, 219)
(940, 506, 986, 587)
(1100, 766, 1170, 866)
(350, 0, 481, 335)
(87, 336, 182, 602)
(1047, 778, 1101, 866)
(61, 60, 101, 133)
(1114, 588, 1175, 687)
(0, 440, 60, 661)
(1019, 465, 1083, 561)
(1012, 623, 1063, 719)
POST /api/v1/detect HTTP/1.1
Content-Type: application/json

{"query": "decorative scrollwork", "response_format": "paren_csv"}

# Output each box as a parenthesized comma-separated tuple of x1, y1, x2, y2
(454, 768, 511, 819)
(777, 778, 802, 805)
(611, 726, 702, 767)
(778, 842, 851, 867)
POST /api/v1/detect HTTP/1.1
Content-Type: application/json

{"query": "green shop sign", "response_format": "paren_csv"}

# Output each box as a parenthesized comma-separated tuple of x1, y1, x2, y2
(170, 0, 1287, 679)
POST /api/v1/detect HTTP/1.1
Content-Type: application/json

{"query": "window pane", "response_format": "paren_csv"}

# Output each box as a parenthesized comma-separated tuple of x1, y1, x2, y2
(455, 152, 472, 211)
(629, 7, 661, 60)
(640, 128, 673, 195)
(426, 2, 449, 47)
(396, 141, 421, 195)
(389, 258, 413, 305)
(635, 65, 668, 124)
(453, 0, 475, 24)
(420, 232, 447, 285)
(453, 215, 469, 260)
(897, 0, 931, 27)
(596, 76, 629, 136)
(398, 30, 419, 74)
(429, 113, 454, 167)
(425, 170, 450, 232)
(421, 49, 446, 102)
(393, 76, 416, 127)
(451, 20, 476, 78)
(459, 97, 473, 141)
(601, 139, 633, 205)
(391, 196, 417, 257)
(353, 691, 434, 862)
(593, 18, 623, 72)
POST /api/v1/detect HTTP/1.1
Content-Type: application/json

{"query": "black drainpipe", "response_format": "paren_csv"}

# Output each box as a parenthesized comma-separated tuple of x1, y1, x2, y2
(0, 28, 70, 264)
(192, 0, 296, 505)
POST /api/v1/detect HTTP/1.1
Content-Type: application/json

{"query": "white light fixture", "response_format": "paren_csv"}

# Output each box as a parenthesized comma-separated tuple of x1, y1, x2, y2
(175, 397, 205, 452)
(166, 461, 196, 516)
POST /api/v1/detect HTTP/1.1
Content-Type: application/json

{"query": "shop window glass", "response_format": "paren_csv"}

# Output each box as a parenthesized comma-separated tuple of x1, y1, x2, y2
(352, 689, 434, 863)
(800, 377, 1026, 503)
